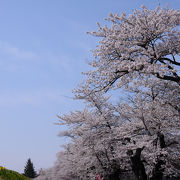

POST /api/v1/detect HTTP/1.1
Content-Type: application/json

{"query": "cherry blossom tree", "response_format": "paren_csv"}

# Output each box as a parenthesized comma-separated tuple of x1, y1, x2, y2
(36, 6, 180, 180)
(73, 6, 180, 178)
(55, 94, 124, 179)
(118, 79, 180, 179)
(75, 6, 180, 98)
(36, 87, 180, 179)
(36, 94, 127, 180)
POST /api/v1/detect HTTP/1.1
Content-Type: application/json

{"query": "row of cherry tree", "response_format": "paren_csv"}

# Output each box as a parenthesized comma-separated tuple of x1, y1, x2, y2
(36, 6, 180, 180)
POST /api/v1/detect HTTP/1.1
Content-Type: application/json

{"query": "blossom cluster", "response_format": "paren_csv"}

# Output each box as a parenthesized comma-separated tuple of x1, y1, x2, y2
(36, 6, 180, 180)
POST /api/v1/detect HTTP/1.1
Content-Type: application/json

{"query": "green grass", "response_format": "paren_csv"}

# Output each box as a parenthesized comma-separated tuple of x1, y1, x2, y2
(0, 168, 31, 180)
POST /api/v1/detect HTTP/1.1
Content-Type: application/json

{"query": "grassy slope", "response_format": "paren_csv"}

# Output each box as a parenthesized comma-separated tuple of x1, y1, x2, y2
(0, 168, 31, 180)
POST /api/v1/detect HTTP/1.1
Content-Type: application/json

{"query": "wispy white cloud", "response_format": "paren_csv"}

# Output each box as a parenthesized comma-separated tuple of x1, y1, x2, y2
(0, 89, 72, 107)
(0, 41, 37, 60)
(0, 41, 77, 74)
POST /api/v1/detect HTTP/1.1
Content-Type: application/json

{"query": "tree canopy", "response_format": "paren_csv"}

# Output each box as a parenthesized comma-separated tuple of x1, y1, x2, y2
(75, 6, 180, 98)
(24, 158, 37, 178)
(36, 6, 180, 180)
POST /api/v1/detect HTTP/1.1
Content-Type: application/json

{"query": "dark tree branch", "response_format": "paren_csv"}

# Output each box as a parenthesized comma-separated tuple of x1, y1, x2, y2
(159, 57, 180, 66)
(155, 73, 180, 85)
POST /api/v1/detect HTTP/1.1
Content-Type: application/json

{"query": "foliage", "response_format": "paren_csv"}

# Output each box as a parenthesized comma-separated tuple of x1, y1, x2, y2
(75, 6, 180, 97)
(36, 6, 180, 180)
(0, 168, 30, 180)
(24, 158, 37, 178)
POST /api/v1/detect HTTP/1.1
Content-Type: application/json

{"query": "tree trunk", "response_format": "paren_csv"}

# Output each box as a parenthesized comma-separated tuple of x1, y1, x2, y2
(150, 133, 166, 180)
(150, 132, 166, 180)
(130, 148, 147, 180)
(104, 160, 121, 180)
(150, 158, 165, 180)
(105, 172, 120, 180)
(157, 132, 166, 148)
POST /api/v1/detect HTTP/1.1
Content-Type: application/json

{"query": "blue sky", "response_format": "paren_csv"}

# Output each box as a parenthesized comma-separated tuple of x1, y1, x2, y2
(0, 0, 179, 173)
